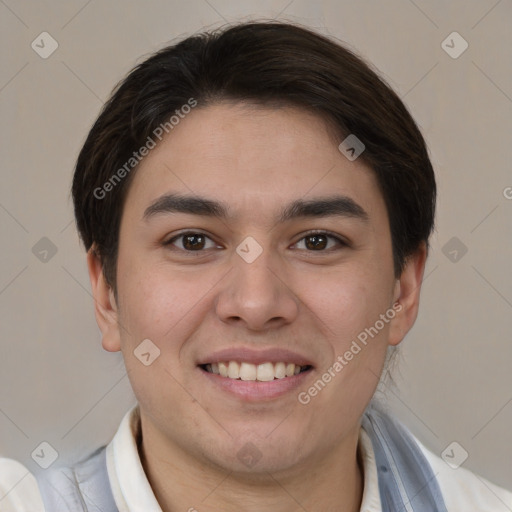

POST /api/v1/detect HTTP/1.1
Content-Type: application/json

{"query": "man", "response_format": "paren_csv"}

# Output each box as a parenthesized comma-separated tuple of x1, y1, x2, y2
(5, 20, 510, 511)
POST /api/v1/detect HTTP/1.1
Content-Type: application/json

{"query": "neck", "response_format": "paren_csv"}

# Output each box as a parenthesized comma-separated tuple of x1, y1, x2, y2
(139, 418, 364, 512)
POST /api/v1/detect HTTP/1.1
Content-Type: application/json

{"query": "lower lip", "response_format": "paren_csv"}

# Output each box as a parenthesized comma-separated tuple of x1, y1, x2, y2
(198, 367, 313, 401)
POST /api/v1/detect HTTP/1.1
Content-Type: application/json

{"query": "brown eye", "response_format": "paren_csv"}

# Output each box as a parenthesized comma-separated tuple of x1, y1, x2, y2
(182, 234, 206, 250)
(304, 234, 328, 250)
(293, 232, 346, 251)
(165, 232, 217, 251)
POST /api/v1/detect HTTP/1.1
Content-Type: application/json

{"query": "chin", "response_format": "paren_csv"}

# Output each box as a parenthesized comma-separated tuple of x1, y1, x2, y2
(201, 430, 311, 476)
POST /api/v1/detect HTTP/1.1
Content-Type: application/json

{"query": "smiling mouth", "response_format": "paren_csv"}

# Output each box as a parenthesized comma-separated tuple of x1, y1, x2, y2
(200, 361, 313, 381)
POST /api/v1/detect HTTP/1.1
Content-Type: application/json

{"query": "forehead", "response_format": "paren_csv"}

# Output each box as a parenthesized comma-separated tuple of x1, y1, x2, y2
(123, 102, 386, 223)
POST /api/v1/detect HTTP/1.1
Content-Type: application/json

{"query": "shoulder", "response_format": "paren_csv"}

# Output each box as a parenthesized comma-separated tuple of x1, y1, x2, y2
(362, 404, 512, 511)
(0, 458, 44, 512)
(413, 437, 512, 512)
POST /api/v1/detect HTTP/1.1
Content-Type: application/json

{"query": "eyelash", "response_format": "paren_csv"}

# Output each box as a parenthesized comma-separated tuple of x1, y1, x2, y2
(163, 230, 348, 254)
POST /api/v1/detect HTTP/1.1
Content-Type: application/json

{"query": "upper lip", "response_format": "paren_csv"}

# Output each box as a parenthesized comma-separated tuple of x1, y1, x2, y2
(197, 347, 315, 367)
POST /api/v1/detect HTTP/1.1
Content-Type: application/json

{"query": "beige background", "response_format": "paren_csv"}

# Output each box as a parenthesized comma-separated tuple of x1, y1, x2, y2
(1, 0, 511, 492)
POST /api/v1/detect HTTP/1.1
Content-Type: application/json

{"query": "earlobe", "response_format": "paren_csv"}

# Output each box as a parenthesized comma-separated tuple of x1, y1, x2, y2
(86, 247, 122, 352)
(387, 242, 428, 346)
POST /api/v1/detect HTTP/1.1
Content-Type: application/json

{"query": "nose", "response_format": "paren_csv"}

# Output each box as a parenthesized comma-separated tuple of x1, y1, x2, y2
(214, 245, 299, 332)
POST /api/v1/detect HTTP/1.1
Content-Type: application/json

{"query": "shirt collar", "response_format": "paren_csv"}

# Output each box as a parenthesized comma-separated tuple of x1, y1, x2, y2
(358, 426, 383, 511)
(106, 406, 162, 512)
(107, 405, 382, 512)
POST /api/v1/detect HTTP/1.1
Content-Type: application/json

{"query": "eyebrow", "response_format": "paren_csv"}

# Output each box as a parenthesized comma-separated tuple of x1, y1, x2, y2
(143, 193, 369, 223)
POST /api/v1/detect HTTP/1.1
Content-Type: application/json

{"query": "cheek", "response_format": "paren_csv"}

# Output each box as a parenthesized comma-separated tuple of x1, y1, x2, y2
(115, 258, 220, 350)
(119, 271, 177, 343)
(301, 264, 392, 341)
(114, 263, 208, 412)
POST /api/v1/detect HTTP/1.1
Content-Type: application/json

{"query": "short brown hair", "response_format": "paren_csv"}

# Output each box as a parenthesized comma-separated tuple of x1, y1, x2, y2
(72, 21, 436, 292)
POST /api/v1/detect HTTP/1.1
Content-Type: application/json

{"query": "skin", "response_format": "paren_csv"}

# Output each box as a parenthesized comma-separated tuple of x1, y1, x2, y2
(88, 102, 427, 512)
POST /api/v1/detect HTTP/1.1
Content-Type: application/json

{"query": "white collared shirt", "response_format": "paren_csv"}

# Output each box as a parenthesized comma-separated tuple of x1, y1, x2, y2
(2, 406, 511, 511)
(0, 458, 45, 512)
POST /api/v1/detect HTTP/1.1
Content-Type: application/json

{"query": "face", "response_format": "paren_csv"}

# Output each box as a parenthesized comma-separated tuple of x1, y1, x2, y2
(89, 102, 425, 476)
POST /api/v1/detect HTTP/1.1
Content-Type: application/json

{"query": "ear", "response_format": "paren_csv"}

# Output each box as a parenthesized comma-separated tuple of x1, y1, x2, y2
(87, 247, 121, 352)
(388, 241, 428, 347)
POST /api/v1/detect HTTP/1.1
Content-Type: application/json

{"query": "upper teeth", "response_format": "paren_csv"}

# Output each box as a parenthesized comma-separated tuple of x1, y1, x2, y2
(204, 361, 304, 381)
